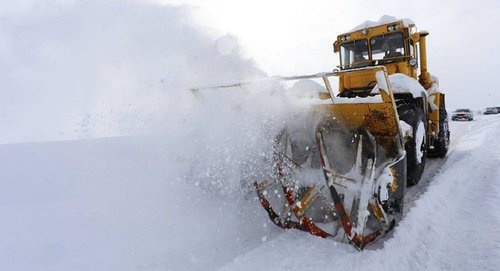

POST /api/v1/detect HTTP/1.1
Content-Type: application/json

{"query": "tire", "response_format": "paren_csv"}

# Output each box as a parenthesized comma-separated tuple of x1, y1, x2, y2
(428, 105, 450, 158)
(397, 103, 427, 186)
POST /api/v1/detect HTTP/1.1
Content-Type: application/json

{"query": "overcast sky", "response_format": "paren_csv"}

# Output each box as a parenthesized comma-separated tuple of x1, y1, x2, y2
(159, 0, 499, 110)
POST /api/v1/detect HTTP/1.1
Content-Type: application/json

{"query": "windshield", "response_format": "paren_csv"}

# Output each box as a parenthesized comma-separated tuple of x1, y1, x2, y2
(340, 40, 369, 69)
(455, 109, 470, 112)
(370, 32, 405, 63)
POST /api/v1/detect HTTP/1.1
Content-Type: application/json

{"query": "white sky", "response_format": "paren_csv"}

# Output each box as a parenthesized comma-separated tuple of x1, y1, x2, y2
(157, 0, 500, 110)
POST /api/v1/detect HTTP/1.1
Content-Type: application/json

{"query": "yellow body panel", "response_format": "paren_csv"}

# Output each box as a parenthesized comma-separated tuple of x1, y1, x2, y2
(334, 20, 446, 146)
(427, 92, 445, 135)
(385, 62, 411, 76)
(315, 67, 404, 156)
(318, 102, 402, 155)
(340, 69, 378, 91)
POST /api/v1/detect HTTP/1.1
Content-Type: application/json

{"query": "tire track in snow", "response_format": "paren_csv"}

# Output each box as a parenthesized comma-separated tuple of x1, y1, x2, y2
(398, 115, 500, 270)
(404, 115, 500, 213)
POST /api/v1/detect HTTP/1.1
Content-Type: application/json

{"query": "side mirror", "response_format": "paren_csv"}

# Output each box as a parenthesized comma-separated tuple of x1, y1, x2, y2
(409, 58, 418, 66)
(333, 41, 339, 53)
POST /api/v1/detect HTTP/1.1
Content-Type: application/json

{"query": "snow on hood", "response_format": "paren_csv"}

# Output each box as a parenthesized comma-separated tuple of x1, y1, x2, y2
(349, 15, 415, 32)
(373, 73, 426, 98)
(389, 73, 426, 97)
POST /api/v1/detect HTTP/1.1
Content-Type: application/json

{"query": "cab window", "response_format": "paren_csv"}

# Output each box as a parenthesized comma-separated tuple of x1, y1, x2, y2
(340, 40, 369, 69)
(370, 32, 405, 63)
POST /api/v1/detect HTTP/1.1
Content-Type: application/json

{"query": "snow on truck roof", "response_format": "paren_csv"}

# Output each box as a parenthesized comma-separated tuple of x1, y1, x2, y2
(349, 15, 415, 32)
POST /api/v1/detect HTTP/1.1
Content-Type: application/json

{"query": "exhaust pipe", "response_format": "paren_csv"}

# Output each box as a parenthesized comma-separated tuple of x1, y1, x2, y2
(418, 31, 432, 89)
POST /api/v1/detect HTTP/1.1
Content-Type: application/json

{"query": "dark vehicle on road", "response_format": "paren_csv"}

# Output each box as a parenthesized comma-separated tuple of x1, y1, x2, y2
(451, 109, 474, 121)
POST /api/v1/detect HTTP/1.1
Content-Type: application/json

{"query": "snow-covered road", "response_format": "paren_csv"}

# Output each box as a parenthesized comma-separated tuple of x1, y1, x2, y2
(1, 115, 499, 270)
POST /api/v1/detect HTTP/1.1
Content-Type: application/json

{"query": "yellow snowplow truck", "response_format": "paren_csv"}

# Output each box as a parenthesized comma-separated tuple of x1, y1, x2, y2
(333, 19, 449, 164)
(331, 19, 450, 183)
(193, 19, 449, 250)
(255, 19, 449, 250)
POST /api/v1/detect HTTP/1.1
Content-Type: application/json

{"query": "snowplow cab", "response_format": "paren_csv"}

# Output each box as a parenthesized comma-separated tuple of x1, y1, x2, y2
(332, 18, 449, 163)
(333, 20, 437, 100)
(334, 20, 418, 79)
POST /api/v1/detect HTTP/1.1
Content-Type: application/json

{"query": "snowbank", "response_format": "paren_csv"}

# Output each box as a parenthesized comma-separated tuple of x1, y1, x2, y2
(0, 136, 279, 271)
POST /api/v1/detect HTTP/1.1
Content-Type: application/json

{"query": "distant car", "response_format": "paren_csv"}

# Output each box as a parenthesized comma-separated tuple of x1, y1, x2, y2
(451, 109, 474, 121)
(484, 107, 498, 115)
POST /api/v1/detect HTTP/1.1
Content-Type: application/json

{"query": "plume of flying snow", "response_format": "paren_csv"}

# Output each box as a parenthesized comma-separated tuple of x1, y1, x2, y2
(0, 0, 270, 143)
(0, 2, 330, 270)
(0, 0, 325, 195)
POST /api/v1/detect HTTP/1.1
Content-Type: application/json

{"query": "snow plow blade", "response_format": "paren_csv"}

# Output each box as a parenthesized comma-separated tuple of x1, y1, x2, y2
(253, 67, 407, 250)
(191, 66, 408, 250)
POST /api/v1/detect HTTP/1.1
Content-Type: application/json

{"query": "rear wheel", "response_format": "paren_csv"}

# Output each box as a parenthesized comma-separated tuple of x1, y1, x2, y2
(397, 103, 427, 186)
(428, 105, 450, 158)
